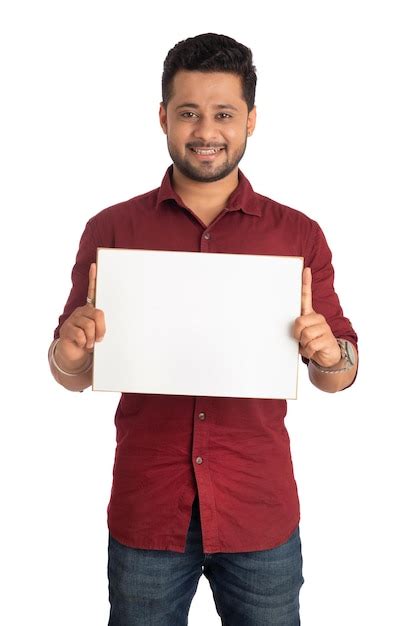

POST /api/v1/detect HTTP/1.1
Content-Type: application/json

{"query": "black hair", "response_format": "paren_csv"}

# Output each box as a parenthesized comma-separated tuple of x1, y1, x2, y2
(162, 33, 257, 111)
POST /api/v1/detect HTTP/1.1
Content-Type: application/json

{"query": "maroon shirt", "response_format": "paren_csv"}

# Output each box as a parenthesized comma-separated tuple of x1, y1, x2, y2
(54, 166, 358, 553)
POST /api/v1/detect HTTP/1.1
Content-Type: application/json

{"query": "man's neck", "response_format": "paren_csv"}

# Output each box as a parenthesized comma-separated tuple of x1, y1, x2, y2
(172, 166, 239, 215)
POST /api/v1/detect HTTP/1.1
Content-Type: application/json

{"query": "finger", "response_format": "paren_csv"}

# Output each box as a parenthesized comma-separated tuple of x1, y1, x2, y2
(60, 323, 90, 350)
(293, 312, 325, 341)
(301, 267, 313, 316)
(78, 315, 97, 350)
(299, 323, 327, 349)
(65, 314, 97, 350)
(87, 262, 97, 307)
(300, 336, 327, 360)
(94, 309, 106, 342)
(76, 309, 106, 347)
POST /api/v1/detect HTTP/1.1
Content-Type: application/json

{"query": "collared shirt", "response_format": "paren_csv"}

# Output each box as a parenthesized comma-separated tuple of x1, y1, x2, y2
(53, 166, 358, 554)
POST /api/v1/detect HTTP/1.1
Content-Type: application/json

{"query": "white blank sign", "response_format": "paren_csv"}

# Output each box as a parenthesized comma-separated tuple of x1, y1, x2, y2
(93, 249, 303, 399)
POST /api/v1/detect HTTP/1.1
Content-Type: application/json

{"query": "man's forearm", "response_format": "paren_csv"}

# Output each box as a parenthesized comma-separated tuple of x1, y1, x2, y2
(308, 345, 358, 393)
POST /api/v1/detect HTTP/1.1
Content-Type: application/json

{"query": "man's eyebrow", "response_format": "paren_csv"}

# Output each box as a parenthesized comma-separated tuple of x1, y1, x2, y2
(175, 102, 239, 111)
(216, 104, 239, 111)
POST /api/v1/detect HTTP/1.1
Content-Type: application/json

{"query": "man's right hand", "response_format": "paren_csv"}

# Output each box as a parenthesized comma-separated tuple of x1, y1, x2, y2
(55, 262, 106, 370)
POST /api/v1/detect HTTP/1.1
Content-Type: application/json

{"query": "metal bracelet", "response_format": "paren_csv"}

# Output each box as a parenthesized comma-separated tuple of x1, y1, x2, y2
(49, 338, 93, 377)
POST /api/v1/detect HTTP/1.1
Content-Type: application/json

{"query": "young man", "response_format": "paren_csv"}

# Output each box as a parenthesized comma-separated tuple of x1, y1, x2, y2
(49, 33, 358, 626)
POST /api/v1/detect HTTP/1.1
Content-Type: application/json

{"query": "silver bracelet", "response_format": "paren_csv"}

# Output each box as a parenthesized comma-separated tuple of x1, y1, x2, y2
(49, 338, 93, 377)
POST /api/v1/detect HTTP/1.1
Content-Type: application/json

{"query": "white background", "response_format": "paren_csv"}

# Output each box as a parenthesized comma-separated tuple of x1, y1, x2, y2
(1, 1, 416, 624)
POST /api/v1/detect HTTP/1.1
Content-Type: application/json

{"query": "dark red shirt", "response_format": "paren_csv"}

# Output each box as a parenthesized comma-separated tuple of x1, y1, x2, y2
(54, 166, 358, 553)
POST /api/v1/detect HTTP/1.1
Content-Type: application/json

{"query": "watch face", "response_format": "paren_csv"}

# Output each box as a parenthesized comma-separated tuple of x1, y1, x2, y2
(346, 341, 356, 365)
(337, 339, 356, 368)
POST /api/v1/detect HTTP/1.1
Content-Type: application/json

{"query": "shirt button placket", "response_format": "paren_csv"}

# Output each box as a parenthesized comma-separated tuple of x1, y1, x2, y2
(192, 400, 219, 551)
(201, 231, 211, 251)
(193, 405, 208, 473)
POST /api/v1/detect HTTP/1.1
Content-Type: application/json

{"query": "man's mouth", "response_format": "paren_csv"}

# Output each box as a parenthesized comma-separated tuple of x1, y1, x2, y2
(189, 147, 225, 156)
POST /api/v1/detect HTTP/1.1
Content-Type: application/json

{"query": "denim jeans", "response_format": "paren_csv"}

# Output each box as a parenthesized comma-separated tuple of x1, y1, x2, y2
(108, 496, 304, 625)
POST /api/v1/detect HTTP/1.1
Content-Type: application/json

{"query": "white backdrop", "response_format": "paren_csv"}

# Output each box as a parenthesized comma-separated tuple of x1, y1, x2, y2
(1, 1, 416, 624)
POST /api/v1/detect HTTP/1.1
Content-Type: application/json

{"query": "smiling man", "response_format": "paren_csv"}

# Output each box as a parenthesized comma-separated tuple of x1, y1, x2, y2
(49, 33, 358, 626)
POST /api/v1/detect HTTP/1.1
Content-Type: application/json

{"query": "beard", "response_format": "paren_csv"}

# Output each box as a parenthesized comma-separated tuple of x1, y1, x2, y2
(166, 136, 248, 183)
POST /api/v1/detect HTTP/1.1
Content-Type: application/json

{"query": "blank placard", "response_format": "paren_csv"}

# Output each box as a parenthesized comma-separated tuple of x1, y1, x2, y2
(93, 249, 303, 399)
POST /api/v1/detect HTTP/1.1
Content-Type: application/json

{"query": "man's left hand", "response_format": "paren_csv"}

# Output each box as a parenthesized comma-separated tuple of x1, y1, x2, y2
(293, 267, 341, 368)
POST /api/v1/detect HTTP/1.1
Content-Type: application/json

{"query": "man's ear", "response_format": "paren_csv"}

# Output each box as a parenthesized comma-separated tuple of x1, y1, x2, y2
(247, 105, 257, 136)
(159, 103, 168, 134)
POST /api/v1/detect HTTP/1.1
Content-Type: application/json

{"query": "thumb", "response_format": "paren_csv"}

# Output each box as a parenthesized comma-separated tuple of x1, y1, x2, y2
(301, 267, 314, 315)
(87, 262, 97, 307)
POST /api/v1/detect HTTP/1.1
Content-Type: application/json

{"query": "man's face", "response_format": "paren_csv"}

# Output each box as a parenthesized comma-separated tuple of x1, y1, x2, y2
(159, 71, 256, 183)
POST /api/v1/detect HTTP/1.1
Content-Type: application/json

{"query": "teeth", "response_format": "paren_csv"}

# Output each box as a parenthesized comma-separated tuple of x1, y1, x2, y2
(192, 148, 222, 155)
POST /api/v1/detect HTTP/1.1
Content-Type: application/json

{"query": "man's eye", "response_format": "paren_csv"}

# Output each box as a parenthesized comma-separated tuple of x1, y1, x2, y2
(181, 112, 198, 118)
(217, 113, 232, 119)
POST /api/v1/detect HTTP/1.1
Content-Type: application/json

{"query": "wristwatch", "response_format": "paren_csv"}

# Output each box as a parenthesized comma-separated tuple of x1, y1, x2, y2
(310, 339, 356, 374)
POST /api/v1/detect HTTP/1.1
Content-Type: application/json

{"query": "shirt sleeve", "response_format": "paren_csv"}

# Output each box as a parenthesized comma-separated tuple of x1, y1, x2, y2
(302, 221, 358, 370)
(53, 218, 99, 339)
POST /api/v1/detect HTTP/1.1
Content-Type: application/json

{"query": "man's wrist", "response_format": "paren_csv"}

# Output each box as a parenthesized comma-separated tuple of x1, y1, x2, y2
(50, 338, 93, 377)
(310, 339, 356, 374)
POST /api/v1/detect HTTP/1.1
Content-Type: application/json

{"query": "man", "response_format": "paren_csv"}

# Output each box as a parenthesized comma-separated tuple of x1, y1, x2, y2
(49, 33, 358, 626)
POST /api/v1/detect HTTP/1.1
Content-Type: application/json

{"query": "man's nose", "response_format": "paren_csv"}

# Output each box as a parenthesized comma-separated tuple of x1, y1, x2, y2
(192, 117, 218, 143)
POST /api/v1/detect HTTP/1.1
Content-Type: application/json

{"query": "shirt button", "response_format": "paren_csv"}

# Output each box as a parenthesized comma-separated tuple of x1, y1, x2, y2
(204, 232, 211, 240)
(198, 412, 206, 420)
(196, 456, 203, 464)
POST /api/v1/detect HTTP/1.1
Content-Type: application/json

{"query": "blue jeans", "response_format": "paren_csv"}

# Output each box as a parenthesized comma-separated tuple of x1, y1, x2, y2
(108, 496, 304, 625)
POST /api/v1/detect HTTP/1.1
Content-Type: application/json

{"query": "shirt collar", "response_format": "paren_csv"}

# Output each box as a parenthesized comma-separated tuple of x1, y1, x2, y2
(156, 165, 261, 217)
